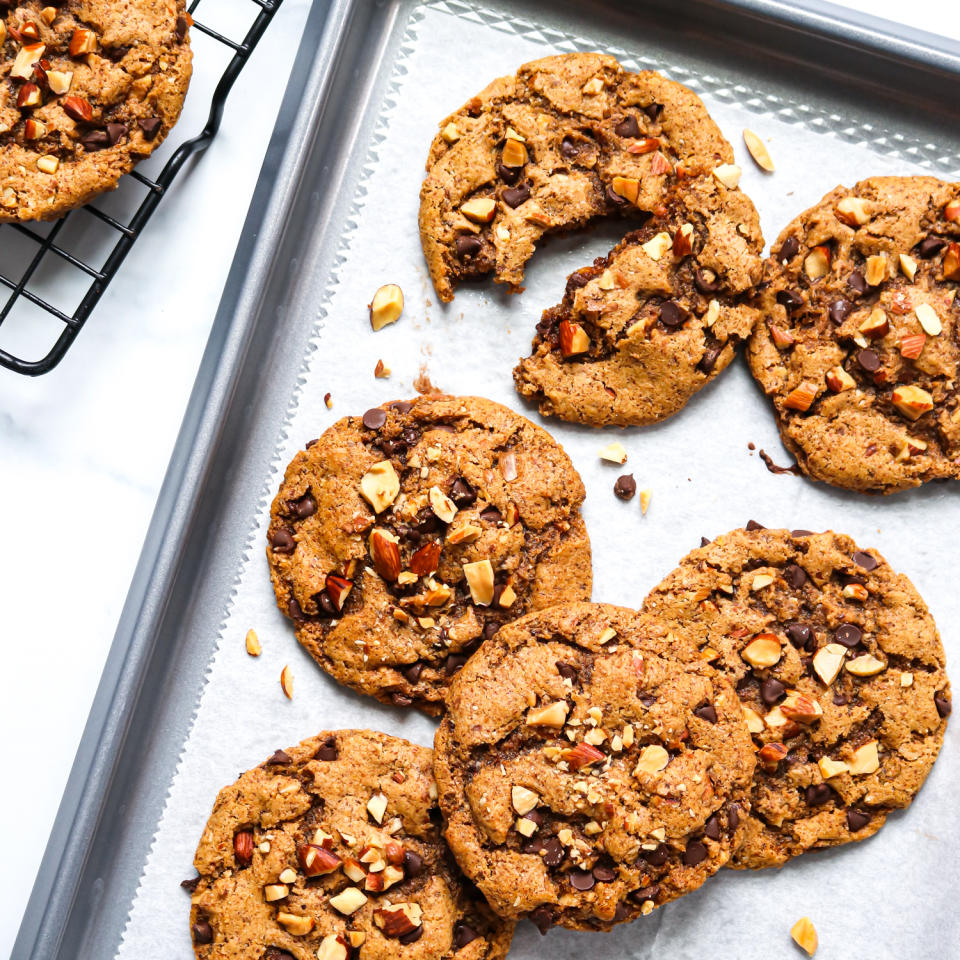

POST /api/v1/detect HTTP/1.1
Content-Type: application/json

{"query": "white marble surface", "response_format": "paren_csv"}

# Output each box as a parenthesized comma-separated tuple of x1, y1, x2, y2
(0, 0, 954, 955)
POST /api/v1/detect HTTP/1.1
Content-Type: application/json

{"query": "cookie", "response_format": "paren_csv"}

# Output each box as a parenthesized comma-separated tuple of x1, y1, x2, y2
(747, 176, 960, 493)
(513, 175, 762, 426)
(187, 730, 514, 960)
(642, 526, 951, 869)
(1, 0, 192, 222)
(419, 52, 738, 303)
(267, 395, 591, 715)
(432, 602, 755, 931)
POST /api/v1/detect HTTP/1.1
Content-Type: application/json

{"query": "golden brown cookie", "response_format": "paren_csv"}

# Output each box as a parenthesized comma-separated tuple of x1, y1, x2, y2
(0, 0, 192, 222)
(433, 602, 755, 931)
(187, 730, 514, 960)
(419, 52, 738, 303)
(513, 175, 762, 426)
(642, 526, 952, 870)
(748, 176, 960, 493)
(266, 395, 591, 715)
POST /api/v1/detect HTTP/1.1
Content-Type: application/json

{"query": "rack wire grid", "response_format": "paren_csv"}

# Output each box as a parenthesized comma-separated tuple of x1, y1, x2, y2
(0, 0, 283, 376)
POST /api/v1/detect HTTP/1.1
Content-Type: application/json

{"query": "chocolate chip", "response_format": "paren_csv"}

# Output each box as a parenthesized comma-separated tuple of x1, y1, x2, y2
(828, 298, 853, 324)
(746, 519, 766, 531)
(694, 703, 717, 723)
(444, 653, 468, 676)
(784, 563, 808, 588)
(315, 592, 336, 618)
(786, 623, 813, 649)
(449, 478, 477, 506)
(592, 858, 617, 882)
(106, 123, 127, 145)
(399, 926, 423, 944)
(918, 236, 946, 258)
(403, 850, 424, 876)
(846, 808, 872, 831)
(529, 905, 554, 934)
(852, 551, 878, 571)
(559, 136, 579, 160)
(606, 184, 628, 207)
(401, 662, 424, 684)
(776, 289, 804, 311)
(290, 493, 316, 518)
(935, 692, 952, 718)
(453, 924, 479, 949)
(496, 161, 521, 184)
(760, 678, 786, 705)
(833, 692, 850, 707)
(791, 529, 815, 537)
(362, 407, 387, 429)
(639, 693, 656, 708)
(660, 300, 687, 328)
(835, 624, 862, 648)
(614, 474, 636, 501)
(180, 875, 200, 893)
(176, 16, 188, 40)
(541, 837, 565, 867)
(502, 182, 530, 208)
(192, 920, 213, 944)
(139, 117, 162, 141)
(727, 803, 740, 831)
(569, 869, 595, 891)
(683, 840, 708, 866)
(693, 268, 720, 294)
(556, 661, 578, 680)
(642, 843, 668, 867)
(857, 348, 880, 372)
(632, 883, 660, 903)
(613, 901, 630, 922)
(805, 783, 833, 806)
(315, 739, 337, 761)
(480, 506, 502, 523)
(698, 342, 723, 374)
(700, 537, 711, 547)
(264, 950, 295, 960)
(614, 115, 641, 138)
(270, 528, 295, 553)
(483, 621, 499, 642)
(390, 400, 413, 414)
(287, 598, 304, 621)
(703, 815, 721, 841)
(523, 809, 544, 828)
(778, 236, 800, 261)
(848, 269, 868, 295)
(266, 749, 291, 765)
(80, 129, 110, 152)
(455, 234, 482, 259)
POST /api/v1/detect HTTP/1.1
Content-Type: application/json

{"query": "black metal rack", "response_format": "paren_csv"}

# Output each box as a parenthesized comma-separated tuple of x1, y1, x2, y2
(0, 0, 283, 376)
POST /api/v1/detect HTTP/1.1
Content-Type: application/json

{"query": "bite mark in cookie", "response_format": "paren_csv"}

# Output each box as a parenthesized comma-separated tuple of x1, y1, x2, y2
(187, 730, 514, 959)
(748, 176, 960, 493)
(433, 602, 755, 930)
(266, 395, 591, 714)
(642, 526, 951, 869)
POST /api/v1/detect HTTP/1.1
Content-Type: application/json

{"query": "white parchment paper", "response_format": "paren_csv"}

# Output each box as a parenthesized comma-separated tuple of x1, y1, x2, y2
(118, 3, 959, 957)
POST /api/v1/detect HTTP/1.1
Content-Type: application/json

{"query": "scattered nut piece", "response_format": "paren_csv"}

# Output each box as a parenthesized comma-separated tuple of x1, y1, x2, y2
(900, 672, 914, 688)
(634, 744, 670, 776)
(374, 358, 390, 378)
(864, 254, 887, 286)
(899, 333, 926, 360)
(836, 196, 871, 226)
(245, 629, 261, 657)
(599, 441, 628, 464)
(511, 785, 539, 815)
(369, 528, 402, 582)
(825, 365, 856, 392)
(280, 665, 294, 699)
(892, 385, 934, 420)
(915, 302, 942, 336)
(780, 692, 823, 724)
(641, 231, 672, 261)
(803, 246, 830, 280)
(501, 137, 527, 167)
(462, 559, 495, 605)
(37, 155, 59, 174)
(751, 573, 774, 591)
(582, 76, 604, 95)
(370, 284, 404, 331)
(711, 163, 741, 189)
(329, 887, 368, 915)
(783, 381, 818, 412)
(317, 935, 349, 960)
(611, 176, 640, 204)
(264, 883, 289, 902)
(847, 740, 880, 775)
(599, 627, 617, 645)
(324, 393, 333, 409)
(558, 319, 590, 357)
(742, 703, 764, 734)
(791, 916, 818, 956)
(367, 792, 388, 824)
(461, 197, 496, 223)
(812, 643, 846, 685)
(374, 902, 423, 937)
(899, 253, 918, 280)
(428, 485, 457, 523)
(441, 122, 459, 143)
(818, 757, 849, 779)
(526, 700, 569, 727)
(742, 129, 775, 171)
(639, 488, 652, 515)
(360, 460, 400, 513)
(741, 633, 782, 669)
(846, 653, 885, 677)
(858, 308, 888, 339)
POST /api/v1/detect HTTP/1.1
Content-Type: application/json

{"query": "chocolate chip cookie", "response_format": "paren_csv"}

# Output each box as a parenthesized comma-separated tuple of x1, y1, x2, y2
(187, 730, 514, 960)
(513, 175, 762, 426)
(419, 52, 739, 303)
(748, 176, 960, 493)
(267, 395, 592, 715)
(642, 526, 952, 870)
(433, 602, 755, 931)
(1, 0, 192, 222)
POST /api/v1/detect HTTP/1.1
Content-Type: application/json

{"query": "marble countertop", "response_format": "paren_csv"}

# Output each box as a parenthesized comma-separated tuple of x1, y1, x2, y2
(0, 0, 955, 955)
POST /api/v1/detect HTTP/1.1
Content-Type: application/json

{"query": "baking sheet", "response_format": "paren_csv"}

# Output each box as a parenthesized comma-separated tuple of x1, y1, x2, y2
(112, 2, 960, 958)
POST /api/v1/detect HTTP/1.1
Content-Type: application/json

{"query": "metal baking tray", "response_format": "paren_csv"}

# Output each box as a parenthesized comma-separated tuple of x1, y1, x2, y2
(13, 0, 960, 957)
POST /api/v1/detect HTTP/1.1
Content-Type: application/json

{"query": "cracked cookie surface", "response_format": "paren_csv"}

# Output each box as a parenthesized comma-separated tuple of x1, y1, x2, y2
(267, 395, 591, 715)
(419, 52, 738, 303)
(748, 176, 960, 492)
(433, 602, 754, 931)
(188, 730, 514, 960)
(642, 526, 951, 870)
(513, 175, 762, 426)
(1, 0, 192, 222)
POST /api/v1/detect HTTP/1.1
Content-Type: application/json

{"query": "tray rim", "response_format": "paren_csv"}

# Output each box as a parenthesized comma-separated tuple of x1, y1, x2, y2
(12, 0, 960, 956)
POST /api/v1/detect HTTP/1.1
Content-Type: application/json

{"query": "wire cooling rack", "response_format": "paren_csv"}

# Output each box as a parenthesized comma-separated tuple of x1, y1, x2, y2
(0, 0, 283, 376)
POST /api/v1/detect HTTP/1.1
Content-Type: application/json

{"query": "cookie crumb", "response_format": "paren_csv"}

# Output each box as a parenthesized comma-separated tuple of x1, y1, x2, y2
(414, 365, 442, 395)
